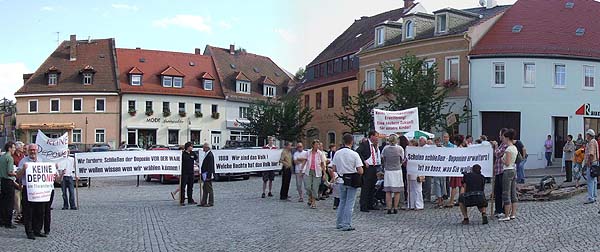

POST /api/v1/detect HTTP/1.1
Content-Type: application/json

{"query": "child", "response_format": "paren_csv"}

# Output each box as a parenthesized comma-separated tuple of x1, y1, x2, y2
(330, 169, 344, 210)
(374, 172, 386, 208)
(574, 146, 585, 187)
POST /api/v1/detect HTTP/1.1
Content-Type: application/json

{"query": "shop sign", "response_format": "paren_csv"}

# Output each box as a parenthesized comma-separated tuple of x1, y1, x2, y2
(146, 117, 184, 124)
(576, 104, 600, 117)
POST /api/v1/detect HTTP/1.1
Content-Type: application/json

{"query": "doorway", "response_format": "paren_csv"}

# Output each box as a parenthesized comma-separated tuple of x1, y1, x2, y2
(137, 129, 157, 149)
(481, 112, 521, 142)
(553, 117, 568, 159)
(211, 131, 221, 150)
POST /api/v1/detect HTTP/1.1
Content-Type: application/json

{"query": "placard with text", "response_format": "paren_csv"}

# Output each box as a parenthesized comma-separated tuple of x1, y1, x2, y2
(405, 144, 493, 177)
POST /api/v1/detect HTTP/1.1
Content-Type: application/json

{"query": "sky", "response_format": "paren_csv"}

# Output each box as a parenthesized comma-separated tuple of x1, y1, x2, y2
(0, 0, 516, 100)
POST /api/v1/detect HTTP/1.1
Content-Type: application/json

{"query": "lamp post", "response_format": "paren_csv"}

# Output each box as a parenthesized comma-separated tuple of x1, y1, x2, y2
(463, 97, 472, 136)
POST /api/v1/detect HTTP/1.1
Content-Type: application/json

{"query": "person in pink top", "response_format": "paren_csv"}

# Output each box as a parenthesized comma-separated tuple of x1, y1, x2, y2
(544, 135, 553, 167)
(303, 140, 325, 209)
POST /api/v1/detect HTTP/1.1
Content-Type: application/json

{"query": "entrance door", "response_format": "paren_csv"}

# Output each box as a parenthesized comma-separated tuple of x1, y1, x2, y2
(211, 131, 221, 150)
(554, 117, 568, 159)
(481, 112, 521, 142)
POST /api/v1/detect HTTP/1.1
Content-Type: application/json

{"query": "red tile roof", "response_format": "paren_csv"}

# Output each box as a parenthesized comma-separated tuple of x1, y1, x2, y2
(116, 48, 224, 98)
(470, 0, 600, 59)
(200, 72, 215, 80)
(15, 38, 118, 95)
(235, 71, 251, 81)
(128, 67, 143, 74)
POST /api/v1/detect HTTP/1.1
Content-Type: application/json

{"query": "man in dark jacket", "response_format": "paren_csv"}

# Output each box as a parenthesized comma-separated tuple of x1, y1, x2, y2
(356, 131, 381, 212)
(180, 142, 198, 206)
(199, 143, 215, 207)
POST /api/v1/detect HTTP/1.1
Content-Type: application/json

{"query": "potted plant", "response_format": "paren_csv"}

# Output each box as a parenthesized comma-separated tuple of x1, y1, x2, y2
(128, 108, 136, 116)
(442, 79, 458, 88)
(179, 111, 186, 117)
(145, 109, 153, 116)
(163, 109, 171, 117)
(195, 111, 203, 118)
(211, 112, 220, 119)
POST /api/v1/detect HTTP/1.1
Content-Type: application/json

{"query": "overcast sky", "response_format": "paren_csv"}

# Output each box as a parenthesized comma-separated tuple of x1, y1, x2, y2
(0, 0, 516, 100)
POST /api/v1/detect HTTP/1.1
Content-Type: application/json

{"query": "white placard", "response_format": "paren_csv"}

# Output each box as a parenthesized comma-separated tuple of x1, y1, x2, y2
(374, 108, 420, 136)
(26, 162, 57, 202)
(75, 150, 181, 177)
(406, 144, 493, 177)
(212, 149, 283, 173)
(35, 130, 69, 162)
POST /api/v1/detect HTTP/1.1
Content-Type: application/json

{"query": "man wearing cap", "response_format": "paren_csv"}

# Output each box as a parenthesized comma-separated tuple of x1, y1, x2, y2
(584, 129, 598, 204)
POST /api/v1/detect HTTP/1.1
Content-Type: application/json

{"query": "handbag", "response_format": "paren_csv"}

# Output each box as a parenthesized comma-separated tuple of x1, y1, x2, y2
(591, 144, 600, 178)
(342, 173, 362, 188)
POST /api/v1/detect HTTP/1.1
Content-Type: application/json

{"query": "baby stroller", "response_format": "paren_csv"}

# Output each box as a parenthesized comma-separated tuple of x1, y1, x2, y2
(374, 179, 386, 207)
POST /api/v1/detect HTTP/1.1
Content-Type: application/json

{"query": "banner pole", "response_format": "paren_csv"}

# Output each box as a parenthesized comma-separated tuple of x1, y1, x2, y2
(76, 176, 80, 209)
(489, 175, 495, 219)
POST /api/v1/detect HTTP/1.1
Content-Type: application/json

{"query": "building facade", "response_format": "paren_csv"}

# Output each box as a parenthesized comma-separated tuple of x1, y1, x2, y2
(469, 0, 600, 168)
(15, 35, 120, 149)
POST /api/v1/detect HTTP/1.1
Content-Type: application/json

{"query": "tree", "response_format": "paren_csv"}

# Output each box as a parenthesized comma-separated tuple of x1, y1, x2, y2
(335, 83, 380, 136)
(381, 55, 467, 132)
(276, 93, 313, 142)
(240, 99, 278, 141)
(294, 67, 305, 81)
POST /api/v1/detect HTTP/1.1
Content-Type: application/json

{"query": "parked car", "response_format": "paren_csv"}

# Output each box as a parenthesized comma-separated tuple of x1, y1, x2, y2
(90, 143, 110, 152)
(68, 144, 82, 154)
(123, 147, 144, 151)
(143, 147, 199, 184)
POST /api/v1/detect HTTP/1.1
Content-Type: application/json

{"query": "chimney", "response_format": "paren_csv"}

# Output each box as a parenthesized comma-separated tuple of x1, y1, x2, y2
(195, 48, 201, 54)
(404, 0, 414, 9)
(229, 44, 235, 55)
(69, 34, 77, 61)
(136, 47, 141, 50)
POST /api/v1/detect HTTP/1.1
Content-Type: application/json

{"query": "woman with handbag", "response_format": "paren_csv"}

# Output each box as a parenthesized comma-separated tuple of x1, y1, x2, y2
(584, 129, 598, 204)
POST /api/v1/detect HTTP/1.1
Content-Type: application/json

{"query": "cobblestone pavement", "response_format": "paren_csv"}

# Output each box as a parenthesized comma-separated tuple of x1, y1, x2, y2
(1, 175, 599, 252)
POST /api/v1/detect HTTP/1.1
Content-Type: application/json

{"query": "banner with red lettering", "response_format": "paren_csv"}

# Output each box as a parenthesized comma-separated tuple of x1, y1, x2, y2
(26, 162, 57, 202)
(374, 108, 419, 136)
(35, 130, 69, 162)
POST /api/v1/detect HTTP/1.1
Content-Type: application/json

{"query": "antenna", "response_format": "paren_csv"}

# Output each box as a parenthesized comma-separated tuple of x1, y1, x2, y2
(56, 32, 60, 45)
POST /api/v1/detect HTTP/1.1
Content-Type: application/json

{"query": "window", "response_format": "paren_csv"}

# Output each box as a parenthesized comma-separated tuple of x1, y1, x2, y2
(162, 76, 173, 87)
(163, 102, 170, 113)
(95, 98, 105, 112)
(366, 69, 376, 90)
(179, 102, 185, 113)
(512, 25, 523, 33)
(334, 58, 341, 73)
(405, 21, 414, 38)
(128, 100, 136, 111)
(203, 79, 213, 90)
(327, 60, 334, 75)
(72, 98, 82, 112)
(236, 81, 251, 94)
(328, 132, 336, 145)
(95, 129, 105, 143)
(264, 85, 276, 97)
(584, 65, 595, 89)
(28, 100, 38, 113)
(314, 65, 320, 78)
(342, 87, 349, 106)
(316, 92, 322, 110)
(83, 73, 93, 85)
(194, 103, 201, 113)
(145, 101, 153, 113)
(493, 62, 505, 86)
(523, 63, 536, 87)
(320, 64, 326, 77)
(554, 64, 566, 87)
(446, 57, 459, 82)
(239, 107, 249, 119)
(48, 73, 58, 85)
(173, 77, 183, 88)
(327, 90, 334, 108)
(423, 59, 435, 75)
(375, 27, 385, 46)
(211, 104, 218, 114)
(576, 27, 585, 36)
(304, 95, 310, 108)
(382, 67, 393, 86)
(168, 130, 179, 145)
(436, 14, 447, 33)
(130, 74, 142, 86)
(50, 99, 60, 112)
(342, 56, 349, 72)
(72, 129, 82, 143)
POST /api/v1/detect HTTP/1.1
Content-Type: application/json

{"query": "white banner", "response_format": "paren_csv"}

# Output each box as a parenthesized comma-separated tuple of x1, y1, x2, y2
(75, 150, 181, 177)
(35, 130, 69, 162)
(406, 144, 493, 177)
(26, 162, 57, 202)
(212, 149, 283, 173)
(374, 108, 419, 136)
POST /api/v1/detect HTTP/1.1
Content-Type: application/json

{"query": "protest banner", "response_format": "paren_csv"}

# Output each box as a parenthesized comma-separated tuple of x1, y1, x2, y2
(35, 130, 69, 162)
(374, 108, 419, 136)
(405, 144, 493, 177)
(26, 162, 57, 202)
(212, 149, 282, 173)
(75, 150, 181, 177)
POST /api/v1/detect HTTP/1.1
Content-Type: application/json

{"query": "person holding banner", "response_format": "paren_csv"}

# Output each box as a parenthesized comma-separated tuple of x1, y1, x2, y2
(58, 152, 77, 210)
(406, 141, 424, 210)
(279, 143, 293, 201)
(498, 129, 519, 222)
(332, 134, 364, 231)
(492, 129, 508, 218)
(357, 131, 381, 212)
(0, 141, 17, 229)
(261, 137, 278, 198)
(199, 143, 215, 207)
(293, 143, 307, 202)
(458, 164, 488, 225)
(17, 144, 45, 239)
(381, 134, 404, 214)
(180, 142, 199, 206)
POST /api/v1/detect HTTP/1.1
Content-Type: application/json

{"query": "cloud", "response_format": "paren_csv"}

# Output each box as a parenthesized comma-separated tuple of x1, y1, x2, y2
(0, 63, 29, 100)
(274, 28, 297, 44)
(153, 15, 212, 32)
(41, 6, 54, 11)
(219, 21, 232, 29)
(111, 3, 138, 11)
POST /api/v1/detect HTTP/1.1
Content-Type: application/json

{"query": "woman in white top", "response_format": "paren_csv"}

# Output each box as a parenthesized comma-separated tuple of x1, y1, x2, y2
(406, 140, 424, 210)
(499, 129, 518, 221)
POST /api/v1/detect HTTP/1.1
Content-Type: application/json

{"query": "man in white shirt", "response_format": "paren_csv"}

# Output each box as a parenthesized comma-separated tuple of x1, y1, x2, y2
(332, 134, 364, 231)
(293, 143, 307, 202)
(58, 153, 77, 210)
(357, 131, 381, 212)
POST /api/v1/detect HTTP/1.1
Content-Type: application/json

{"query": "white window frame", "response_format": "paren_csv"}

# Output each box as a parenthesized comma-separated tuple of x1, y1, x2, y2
(553, 64, 566, 88)
(128, 100, 136, 111)
(203, 79, 213, 90)
(49, 98, 60, 113)
(48, 73, 58, 85)
(28, 99, 38, 113)
(436, 13, 447, 33)
(405, 21, 414, 39)
(178, 102, 185, 113)
(239, 107, 249, 119)
(162, 76, 173, 87)
(445, 56, 460, 83)
(236, 81, 251, 94)
(375, 27, 385, 46)
(492, 62, 506, 87)
(263, 85, 276, 97)
(94, 128, 106, 143)
(72, 98, 83, 113)
(83, 73, 93, 85)
(194, 103, 202, 113)
(173, 77, 183, 88)
(168, 129, 179, 145)
(523, 62, 536, 87)
(130, 74, 142, 86)
(72, 129, 82, 143)
(365, 69, 376, 90)
(95, 98, 106, 113)
(583, 65, 595, 90)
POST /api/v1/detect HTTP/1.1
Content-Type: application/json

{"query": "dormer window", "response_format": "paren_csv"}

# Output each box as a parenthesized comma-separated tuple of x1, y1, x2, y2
(263, 85, 276, 97)
(375, 27, 385, 46)
(130, 74, 142, 86)
(405, 21, 414, 38)
(436, 14, 447, 33)
(48, 73, 58, 85)
(79, 65, 96, 85)
(173, 77, 183, 88)
(160, 66, 184, 88)
(162, 76, 173, 87)
(236, 81, 251, 94)
(203, 79, 213, 90)
(83, 73, 93, 85)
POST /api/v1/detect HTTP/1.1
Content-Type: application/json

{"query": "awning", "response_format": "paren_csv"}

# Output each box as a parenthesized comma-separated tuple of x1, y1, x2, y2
(19, 123, 75, 130)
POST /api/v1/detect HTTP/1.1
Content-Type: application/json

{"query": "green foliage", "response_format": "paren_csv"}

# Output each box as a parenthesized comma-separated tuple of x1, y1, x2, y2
(241, 99, 278, 140)
(334, 83, 380, 136)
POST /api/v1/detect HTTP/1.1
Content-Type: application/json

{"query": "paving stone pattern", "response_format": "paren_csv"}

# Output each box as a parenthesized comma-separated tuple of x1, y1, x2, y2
(1, 176, 599, 252)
